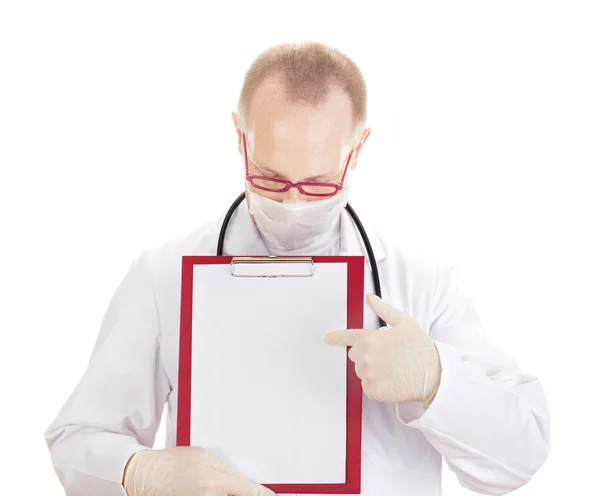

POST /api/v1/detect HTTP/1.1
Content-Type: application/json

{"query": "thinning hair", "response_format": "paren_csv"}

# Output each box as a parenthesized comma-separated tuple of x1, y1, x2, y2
(237, 42, 367, 135)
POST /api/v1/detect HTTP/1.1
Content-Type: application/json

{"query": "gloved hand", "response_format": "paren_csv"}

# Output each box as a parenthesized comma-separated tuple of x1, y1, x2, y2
(325, 294, 442, 406)
(122, 446, 276, 496)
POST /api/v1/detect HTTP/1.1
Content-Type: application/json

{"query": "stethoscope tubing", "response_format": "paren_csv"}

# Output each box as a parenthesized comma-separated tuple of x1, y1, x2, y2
(217, 193, 385, 328)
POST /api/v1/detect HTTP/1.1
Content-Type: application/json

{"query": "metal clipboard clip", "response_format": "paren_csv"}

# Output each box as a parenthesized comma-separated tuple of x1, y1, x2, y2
(230, 256, 315, 278)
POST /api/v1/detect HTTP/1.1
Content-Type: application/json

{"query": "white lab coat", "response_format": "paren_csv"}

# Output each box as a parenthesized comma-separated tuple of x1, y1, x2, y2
(45, 200, 550, 496)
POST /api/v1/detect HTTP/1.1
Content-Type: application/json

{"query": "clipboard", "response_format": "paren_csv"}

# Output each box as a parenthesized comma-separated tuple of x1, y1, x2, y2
(177, 256, 364, 494)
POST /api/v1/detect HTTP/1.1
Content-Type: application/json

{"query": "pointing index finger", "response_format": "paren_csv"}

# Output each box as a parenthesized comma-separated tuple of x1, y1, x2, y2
(366, 294, 406, 327)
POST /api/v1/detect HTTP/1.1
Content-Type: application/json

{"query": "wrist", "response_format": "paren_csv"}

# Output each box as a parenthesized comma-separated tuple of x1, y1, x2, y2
(122, 449, 150, 493)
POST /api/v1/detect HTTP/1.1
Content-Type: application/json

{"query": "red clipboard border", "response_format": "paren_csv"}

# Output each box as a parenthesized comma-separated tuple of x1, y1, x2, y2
(177, 255, 364, 494)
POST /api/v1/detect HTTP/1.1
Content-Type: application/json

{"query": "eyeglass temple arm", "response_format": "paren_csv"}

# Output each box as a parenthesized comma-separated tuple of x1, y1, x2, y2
(339, 149, 354, 186)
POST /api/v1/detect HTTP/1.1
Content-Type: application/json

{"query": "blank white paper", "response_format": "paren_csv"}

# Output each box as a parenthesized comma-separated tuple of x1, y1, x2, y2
(190, 262, 349, 484)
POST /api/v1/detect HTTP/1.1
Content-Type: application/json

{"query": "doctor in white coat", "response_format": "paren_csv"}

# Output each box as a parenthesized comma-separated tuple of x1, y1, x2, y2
(45, 41, 550, 496)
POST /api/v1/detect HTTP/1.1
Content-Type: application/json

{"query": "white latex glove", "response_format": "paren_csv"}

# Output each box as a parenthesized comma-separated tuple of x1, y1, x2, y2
(325, 294, 442, 406)
(122, 446, 276, 496)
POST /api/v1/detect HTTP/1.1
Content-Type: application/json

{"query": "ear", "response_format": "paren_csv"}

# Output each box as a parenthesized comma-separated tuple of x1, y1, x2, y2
(352, 127, 372, 169)
(232, 112, 243, 155)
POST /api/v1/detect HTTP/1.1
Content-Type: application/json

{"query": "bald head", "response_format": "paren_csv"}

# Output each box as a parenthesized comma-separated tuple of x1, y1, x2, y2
(237, 42, 367, 136)
(232, 42, 371, 202)
(244, 74, 357, 180)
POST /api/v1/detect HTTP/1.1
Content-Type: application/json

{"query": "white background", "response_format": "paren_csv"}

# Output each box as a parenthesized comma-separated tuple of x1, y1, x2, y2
(4, 1, 600, 494)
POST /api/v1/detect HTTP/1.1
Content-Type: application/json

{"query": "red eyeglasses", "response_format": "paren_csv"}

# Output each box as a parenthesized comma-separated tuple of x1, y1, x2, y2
(243, 132, 353, 198)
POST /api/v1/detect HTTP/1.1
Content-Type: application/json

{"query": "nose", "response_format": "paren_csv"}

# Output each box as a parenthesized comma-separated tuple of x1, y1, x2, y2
(280, 187, 301, 202)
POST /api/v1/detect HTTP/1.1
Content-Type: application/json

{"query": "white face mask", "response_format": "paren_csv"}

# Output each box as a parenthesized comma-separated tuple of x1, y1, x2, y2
(246, 187, 351, 253)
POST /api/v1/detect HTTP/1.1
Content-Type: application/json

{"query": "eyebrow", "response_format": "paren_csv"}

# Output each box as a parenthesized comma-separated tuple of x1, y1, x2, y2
(257, 165, 281, 176)
(305, 173, 334, 182)
(260, 166, 334, 182)
(249, 147, 342, 182)
(254, 160, 339, 181)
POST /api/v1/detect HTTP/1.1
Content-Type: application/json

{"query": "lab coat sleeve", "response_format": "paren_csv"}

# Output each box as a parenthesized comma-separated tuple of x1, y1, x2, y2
(44, 252, 170, 496)
(395, 263, 550, 496)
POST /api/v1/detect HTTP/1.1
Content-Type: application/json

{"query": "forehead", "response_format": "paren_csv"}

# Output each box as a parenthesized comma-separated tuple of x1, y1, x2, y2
(244, 78, 356, 179)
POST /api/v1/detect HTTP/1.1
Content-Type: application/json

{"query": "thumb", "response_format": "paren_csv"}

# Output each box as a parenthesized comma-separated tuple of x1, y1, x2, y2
(219, 473, 276, 496)
(325, 329, 371, 347)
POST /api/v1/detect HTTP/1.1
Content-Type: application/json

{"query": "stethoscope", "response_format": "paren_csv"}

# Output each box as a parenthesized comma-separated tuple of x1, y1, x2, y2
(217, 192, 386, 328)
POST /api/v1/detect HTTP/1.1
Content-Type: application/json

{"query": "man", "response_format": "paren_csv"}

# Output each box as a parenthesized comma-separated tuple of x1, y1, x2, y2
(45, 42, 550, 496)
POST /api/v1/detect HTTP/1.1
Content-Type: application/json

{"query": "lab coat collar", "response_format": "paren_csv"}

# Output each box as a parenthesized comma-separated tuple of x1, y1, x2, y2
(217, 196, 386, 268)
